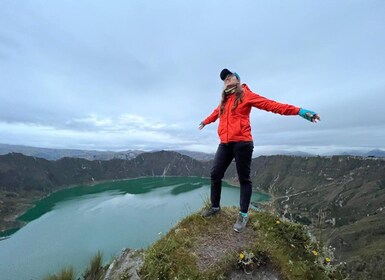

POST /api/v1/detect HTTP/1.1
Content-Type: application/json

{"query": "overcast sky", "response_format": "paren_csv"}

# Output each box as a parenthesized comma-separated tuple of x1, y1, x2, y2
(1, 0, 384, 155)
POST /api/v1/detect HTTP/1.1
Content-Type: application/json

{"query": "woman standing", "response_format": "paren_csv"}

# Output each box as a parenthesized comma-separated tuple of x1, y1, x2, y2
(199, 68, 320, 233)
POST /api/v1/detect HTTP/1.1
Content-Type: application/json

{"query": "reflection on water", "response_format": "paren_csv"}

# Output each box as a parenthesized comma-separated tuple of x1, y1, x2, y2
(0, 177, 269, 280)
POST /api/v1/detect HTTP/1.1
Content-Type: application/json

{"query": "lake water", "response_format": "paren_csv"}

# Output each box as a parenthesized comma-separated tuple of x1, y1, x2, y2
(0, 177, 269, 280)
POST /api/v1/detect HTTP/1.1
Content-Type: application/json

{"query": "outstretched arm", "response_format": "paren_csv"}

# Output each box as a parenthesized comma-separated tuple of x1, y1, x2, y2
(298, 108, 321, 123)
(248, 92, 300, 115)
(198, 106, 220, 130)
(247, 91, 320, 123)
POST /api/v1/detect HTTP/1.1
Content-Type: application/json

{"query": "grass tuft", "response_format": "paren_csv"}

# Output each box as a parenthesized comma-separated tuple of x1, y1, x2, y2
(82, 251, 105, 280)
(43, 267, 75, 280)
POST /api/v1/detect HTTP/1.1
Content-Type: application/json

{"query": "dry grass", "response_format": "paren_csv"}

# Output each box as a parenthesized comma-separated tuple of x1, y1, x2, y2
(43, 267, 75, 280)
(45, 206, 347, 280)
(193, 207, 256, 271)
(139, 206, 347, 280)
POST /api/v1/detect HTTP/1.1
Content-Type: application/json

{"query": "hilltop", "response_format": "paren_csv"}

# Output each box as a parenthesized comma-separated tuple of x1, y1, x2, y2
(135, 207, 345, 279)
(46, 207, 346, 280)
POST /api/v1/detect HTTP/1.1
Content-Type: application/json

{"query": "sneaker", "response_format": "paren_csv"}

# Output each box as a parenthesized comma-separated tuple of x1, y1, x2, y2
(201, 207, 221, 217)
(233, 213, 248, 233)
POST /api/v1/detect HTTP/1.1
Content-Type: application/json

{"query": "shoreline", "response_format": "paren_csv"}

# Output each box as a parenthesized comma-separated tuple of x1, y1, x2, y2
(0, 176, 213, 237)
(0, 176, 269, 238)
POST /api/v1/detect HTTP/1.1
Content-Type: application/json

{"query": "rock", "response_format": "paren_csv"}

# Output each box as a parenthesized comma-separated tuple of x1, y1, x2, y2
(104, 248, 144, 280)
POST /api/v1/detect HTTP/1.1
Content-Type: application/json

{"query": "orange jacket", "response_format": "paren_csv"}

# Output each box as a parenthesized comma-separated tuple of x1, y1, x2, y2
(202, 84, 300, 143)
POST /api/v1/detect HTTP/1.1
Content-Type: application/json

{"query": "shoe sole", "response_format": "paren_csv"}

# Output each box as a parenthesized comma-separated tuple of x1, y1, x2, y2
(233, 227, 244, 233)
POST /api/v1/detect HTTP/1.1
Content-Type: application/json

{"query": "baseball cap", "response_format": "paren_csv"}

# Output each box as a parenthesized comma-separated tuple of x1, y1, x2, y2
(220, 68, 240, 81)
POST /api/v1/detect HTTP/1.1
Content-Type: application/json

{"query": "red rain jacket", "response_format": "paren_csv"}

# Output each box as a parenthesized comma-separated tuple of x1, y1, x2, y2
(202, 84, 300, 143)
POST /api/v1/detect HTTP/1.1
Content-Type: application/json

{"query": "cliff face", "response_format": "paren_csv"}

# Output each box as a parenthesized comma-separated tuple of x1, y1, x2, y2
(228, 155, 385, 226)
(0, 151, 211, 193)
(224, 155, 385, 279)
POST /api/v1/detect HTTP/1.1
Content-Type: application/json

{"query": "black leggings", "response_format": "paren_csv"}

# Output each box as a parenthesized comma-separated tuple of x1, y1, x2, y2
(210, 141, 254, 213)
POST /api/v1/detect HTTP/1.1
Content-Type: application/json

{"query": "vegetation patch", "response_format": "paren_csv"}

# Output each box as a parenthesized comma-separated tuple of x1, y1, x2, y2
(138, 207, 346, 279)
(41, 206, 348, 279)
(43, 251, 108, 280)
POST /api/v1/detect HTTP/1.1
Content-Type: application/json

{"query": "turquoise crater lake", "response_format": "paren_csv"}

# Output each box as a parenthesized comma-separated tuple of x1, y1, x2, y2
(0, 177, 269, 279)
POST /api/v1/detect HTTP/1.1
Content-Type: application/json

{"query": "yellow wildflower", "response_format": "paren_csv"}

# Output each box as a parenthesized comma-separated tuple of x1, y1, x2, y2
(325, 257, 331, 262)
(276, 220, 281, 224)
(239, 253, 245, 260)
(312, 250, 318, 256)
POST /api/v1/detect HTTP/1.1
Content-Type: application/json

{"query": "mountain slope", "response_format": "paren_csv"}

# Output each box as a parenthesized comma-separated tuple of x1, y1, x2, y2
(0, 151, 211, 193)
(238, 155, 385, 279)
(1, 152, 385, 278)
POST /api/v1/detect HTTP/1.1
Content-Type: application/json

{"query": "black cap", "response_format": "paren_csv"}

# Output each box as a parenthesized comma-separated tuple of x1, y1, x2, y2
(220, 68, 233, 81)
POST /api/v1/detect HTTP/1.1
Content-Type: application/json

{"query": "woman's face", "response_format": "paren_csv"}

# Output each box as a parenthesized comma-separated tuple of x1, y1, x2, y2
(224, 74, 239, 87)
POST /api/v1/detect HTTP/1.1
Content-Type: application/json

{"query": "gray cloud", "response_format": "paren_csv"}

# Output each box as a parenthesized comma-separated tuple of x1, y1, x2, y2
(1, 0, 385, 154)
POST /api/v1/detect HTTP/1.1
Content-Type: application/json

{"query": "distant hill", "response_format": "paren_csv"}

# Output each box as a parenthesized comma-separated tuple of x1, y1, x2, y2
(174, 149, 215, 161)
(365, 149, 385, 157)
(1, 143, 384, 160)
(0, 143, 144, 161)
(258, 150, 313, 157)
(337, 149, 385, 158)
(0, 144, 216, 161)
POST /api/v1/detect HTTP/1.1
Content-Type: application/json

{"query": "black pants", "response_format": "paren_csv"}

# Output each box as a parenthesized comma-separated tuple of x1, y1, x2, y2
(210, 141, 254, 213)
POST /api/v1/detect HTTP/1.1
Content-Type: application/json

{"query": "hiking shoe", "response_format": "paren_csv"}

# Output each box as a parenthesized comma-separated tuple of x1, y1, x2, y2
(233, 213, 248, 233)
(201, 207, 221, 217)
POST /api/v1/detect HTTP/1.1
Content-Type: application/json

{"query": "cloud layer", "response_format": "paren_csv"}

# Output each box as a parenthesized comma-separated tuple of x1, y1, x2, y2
(1, 1, 385, 155)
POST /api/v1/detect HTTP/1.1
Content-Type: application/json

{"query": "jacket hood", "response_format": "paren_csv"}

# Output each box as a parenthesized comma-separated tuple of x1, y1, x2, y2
(242, 83, 251, 91)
